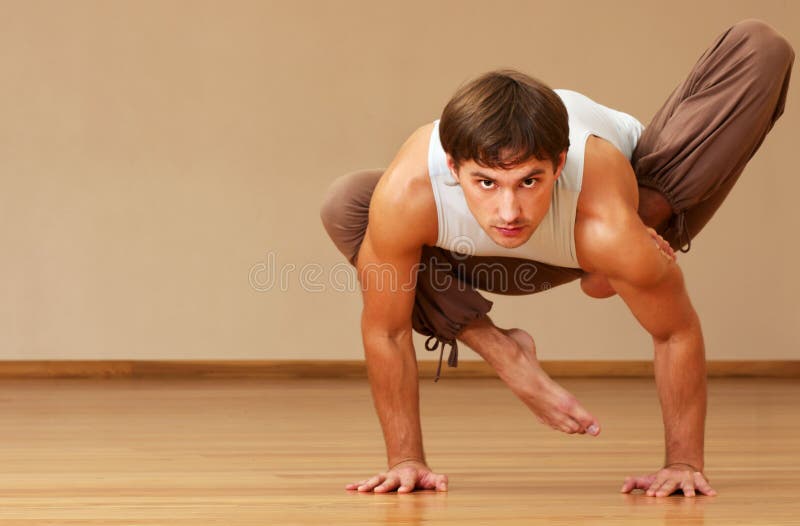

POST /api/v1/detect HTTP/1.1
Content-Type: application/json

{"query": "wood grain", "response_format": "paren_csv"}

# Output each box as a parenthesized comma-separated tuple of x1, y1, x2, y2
(0, 360, 797, 378)
(0, 376, 796, 524)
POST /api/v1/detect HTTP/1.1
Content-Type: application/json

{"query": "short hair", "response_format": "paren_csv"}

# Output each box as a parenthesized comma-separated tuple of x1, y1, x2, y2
(439, 68, 570, 172)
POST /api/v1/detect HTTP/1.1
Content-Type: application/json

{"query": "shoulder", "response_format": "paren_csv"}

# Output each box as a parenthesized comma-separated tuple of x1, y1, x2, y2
(577, 211, 674, 289)
(575, 134, 641, 269)
(368, 123, 439, 252)
(579, 134, 639, 217)
(576, 135, 666, 283)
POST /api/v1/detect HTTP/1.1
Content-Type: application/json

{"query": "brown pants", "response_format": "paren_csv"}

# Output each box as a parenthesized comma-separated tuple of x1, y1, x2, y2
(320, 19, 794, 381)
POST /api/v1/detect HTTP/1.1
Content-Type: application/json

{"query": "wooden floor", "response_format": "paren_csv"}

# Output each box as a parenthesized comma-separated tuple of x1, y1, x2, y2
(0, 376, 797, 525)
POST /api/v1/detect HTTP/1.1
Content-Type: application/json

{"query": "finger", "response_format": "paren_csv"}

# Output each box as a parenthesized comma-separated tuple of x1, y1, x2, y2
(646, 478, 667, 497)
(663, 240, 675, 258)
(646, 228, 674, 258)
(620, 476, 636, 493)
(622, 476, 651, 493)
(655, 241, 673, 259)
(680, 479, 696, 497)
(397, 472, 417, 493)
(374, 475, 400, 493)
(621, 475, 652, 493)
(436, 474, 448, 491)
(655, 478, 680, 497)
(654, 235, 671, 254)
(693, 473, 718, 496)
(358, 474, 385, 492)
(346, 479, 369, 490)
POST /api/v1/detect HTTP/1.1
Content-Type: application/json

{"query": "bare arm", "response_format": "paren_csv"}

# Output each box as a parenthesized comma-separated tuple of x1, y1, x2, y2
(345, 137, 448, 493)
(357, 216, 425, 468)
(585, 211, 715, 496)
(602, 229, 707, 471)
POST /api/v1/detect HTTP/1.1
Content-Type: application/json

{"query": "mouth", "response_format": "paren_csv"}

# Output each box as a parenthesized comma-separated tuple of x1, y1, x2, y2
(495, 226, 524, 237)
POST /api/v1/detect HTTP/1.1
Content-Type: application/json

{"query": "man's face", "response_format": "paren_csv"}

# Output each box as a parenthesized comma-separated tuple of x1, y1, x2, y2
(447, 149, 567, 249)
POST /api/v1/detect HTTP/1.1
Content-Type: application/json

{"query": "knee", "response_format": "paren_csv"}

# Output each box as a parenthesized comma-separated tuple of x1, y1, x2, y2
(319, 176, 347, 233)
(729, 19, 795, 74)
(579, 272, 617, 299)
(319, 169, 381, 233)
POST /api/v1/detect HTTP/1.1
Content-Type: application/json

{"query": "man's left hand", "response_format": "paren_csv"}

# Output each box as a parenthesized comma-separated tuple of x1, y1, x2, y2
(620, 464, 718, 497)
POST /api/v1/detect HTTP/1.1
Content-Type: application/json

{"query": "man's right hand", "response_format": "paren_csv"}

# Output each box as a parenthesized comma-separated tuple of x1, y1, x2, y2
(646, 226, 676, 261)
(345, 459, 449, 493)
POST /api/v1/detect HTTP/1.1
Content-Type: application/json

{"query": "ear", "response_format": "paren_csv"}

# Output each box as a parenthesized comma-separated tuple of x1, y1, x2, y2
(553, 150, 567, 179)
(446, 154, 461, 183)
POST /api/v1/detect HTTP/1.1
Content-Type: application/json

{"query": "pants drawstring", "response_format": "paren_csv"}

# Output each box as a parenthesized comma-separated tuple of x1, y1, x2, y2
(424, 335, 459, 383)
(675, 210, 692, 253)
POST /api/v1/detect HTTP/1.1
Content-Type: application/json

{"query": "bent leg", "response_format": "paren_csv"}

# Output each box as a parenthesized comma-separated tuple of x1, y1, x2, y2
(320, 170, 495, 381)
(632, 18, 795, 252)
(410, 245, 494, 381)
(319, 169, 383, 265)
(412, 248, 586, 374)
(457, 314, 601, 435)
(446, 252, 584, 296)
(412, 249, 600, 429)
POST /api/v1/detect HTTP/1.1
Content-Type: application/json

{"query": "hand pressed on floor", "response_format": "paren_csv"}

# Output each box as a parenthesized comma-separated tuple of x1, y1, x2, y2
(620, 464, 717, 497)
(345, 459, 448, 493)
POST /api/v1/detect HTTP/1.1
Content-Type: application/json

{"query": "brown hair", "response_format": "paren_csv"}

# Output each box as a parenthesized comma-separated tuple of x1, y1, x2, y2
(439, 68, 569, 172)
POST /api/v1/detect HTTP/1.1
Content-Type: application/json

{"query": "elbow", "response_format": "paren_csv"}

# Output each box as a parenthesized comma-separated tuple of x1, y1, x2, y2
(580, 272, 618, 298)
(361, 323, 414, 347)
(652, 317, 704, 348)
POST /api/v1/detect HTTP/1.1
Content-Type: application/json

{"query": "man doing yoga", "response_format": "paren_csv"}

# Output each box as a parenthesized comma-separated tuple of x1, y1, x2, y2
(320, 19, 793, 497)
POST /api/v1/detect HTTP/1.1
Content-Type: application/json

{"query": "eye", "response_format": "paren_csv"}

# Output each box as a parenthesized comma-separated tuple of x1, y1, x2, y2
(479, 179, 494, 189)
(522, 178, 537, 188)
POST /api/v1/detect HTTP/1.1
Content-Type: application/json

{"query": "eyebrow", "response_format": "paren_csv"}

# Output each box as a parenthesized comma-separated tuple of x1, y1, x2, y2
(469, 168, 545, 181)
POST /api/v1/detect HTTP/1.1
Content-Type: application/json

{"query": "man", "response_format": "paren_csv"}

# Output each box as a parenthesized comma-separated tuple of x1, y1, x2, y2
(320, 19, 793, 497)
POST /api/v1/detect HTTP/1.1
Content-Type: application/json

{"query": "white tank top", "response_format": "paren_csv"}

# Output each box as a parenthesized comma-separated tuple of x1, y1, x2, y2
(427, 88, 645, 268)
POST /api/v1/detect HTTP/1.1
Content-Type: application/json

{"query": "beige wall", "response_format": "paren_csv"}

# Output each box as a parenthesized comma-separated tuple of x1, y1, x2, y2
(1, 0, 797, 361)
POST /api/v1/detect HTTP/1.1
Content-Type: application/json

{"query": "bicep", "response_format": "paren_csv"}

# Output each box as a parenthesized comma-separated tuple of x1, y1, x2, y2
(596, 218, 699, 342)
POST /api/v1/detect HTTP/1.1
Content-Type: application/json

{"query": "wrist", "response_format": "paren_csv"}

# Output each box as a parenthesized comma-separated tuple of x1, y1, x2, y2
(664, 461, 703, 472)
(388, 456, 426, 470)
(665, 450, 704, 472)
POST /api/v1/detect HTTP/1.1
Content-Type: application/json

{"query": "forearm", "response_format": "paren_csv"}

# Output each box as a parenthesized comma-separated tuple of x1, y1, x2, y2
(362, 330, 426, 468)
(653, 322, 707, 471)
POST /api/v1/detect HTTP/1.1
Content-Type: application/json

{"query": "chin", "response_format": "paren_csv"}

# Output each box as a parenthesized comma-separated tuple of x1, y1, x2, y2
(490, 231, 531, 248)
(496, 238, 526, 249)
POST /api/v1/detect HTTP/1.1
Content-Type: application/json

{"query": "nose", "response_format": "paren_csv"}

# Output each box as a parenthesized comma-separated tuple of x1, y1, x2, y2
(498, 189, 521, 225)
